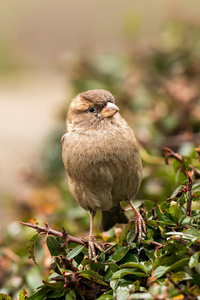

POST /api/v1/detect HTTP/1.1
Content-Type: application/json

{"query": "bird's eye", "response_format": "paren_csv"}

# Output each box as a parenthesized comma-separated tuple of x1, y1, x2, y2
(88, 106, 95, 113)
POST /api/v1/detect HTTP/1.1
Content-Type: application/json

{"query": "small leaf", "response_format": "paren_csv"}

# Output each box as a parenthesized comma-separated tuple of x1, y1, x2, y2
(66, 245, 85, 259)
(46, 236, 61, 256)
(112, 268, 148, 279)
(78, 270, 109, 286)
(121, 252, 138, 263)
(155, 206, 176, 225)
(170, 271, 192, 282)
(104, 263, 119, 281)
(169, 205, 181, 222)
(27, 234, 38, 264)
(19, 289, 28, 300)
(28, 286, 52, 300)
(184, 227, 200, 238)
(0, 294, 12, 300)
(110, 278, 119, 291)
(97, 291, 113, 300)
(116, 284, 134, 300)
(144, 200, 155, 211)
(119, 262, 148, 274)
(65, 290, 76, 300)
(97, 295, 113, 300)
(109, 246, 130, 262)
(189, 251, 200, 268)
(154, 258, 190, 278)
(118, 222, 134, 246)
(178, 215, 190, 226)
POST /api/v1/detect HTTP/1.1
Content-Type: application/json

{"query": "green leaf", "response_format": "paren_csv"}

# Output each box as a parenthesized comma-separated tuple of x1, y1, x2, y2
(169, 185, 183, 198)
(119, 262, 148, 274)
(78, 270, 109, 286)
(0, 294, 12, 300)
(66, 245, 85, 259)
(109, 246, 130, 262)
(154, 258, 190, 278)
(189, 251, 200, 268)
(47, 288, 66, 298)
(169, 205, 181, 222)
(46, 236, 61, 256)
(170, 271, 192, 282)
(118, 222, 134, 247)
(112, 268, 148, 279)
(115, 284, 134, 300)
(28, 285, 52, 300)
(65, 290, 76, 300)
(19, 290, 28, 300)
(121, 253, 138, 263)
(104, 263, 119, 281)
(155, 206, 176, 225)
(178, 215, 191, 226)
(97, 291, 113, 300)
(110, 278, 119, 291)
(144, 200, 155, 211)
(27, 234, 38, 264)
(160, 202, 169, 211)
(184, 227, 200, 238)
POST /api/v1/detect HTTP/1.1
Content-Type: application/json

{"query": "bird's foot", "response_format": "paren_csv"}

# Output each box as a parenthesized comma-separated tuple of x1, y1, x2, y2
(88, 235, 104, 261)
(134, 211, 146, 243)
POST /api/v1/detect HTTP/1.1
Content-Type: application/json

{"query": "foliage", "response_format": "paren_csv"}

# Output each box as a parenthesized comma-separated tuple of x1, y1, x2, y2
(2, 149, 200, 299)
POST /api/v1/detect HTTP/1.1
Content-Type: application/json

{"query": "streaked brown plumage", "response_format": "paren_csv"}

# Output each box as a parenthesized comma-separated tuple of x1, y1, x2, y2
(62, 89, 146, 260)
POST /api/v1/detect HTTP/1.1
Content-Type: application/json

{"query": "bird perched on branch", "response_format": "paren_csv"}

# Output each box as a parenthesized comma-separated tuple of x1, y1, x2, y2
(62, 89, 146, 260)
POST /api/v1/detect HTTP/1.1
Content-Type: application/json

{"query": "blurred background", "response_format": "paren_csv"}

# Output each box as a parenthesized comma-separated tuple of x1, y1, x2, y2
(0, 0, 200, 297)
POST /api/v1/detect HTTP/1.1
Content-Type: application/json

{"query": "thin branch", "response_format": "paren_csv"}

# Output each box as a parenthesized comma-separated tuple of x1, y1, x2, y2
(186, 171, 195, 217)
(163, 147, 200, 177)
(20, 221, 87, 246)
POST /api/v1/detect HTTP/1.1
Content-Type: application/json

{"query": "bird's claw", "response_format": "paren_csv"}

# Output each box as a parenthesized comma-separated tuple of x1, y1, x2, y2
(134, 212, 146, 243)
(88, 235, 104, 261)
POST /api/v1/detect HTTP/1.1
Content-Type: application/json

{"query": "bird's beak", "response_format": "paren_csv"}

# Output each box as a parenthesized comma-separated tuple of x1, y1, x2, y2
(99, 102, 119, 118)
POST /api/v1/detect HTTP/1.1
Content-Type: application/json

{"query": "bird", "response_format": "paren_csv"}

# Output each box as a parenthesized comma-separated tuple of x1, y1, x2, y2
(62, 89, 146, 260)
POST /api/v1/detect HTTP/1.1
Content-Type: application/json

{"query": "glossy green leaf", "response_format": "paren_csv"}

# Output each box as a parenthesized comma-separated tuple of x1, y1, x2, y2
(184, 227, 200, 238)
(97, 290, 113, 300)
(109, 246, 130, 262)
(19, 289, 27, 300)
(119, 262, 148, 274)
(28, 285, 52, 300)
(118, 222, 134, 247)
(154, 258, 190, 278)
(46, 236, 61, 256)
(155, 206, 176, 225)
(78, 269, 109, 286)
(169, 205, 181, 222)
(178, 215, 191, 226)
(144, 200, 155, 211)
(65, 290, 76, 300)
(115, 284, 133, 300)
(189, 251, 200, 268)
(66, 245, 85, 259)
(112, 268, 148, 279)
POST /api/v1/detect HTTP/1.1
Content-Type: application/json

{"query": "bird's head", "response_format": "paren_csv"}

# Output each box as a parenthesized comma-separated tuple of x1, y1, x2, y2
(66, 89, 119, 133)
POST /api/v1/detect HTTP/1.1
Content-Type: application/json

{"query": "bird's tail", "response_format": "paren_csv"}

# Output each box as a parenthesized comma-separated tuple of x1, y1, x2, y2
(101, 203, 128, 232)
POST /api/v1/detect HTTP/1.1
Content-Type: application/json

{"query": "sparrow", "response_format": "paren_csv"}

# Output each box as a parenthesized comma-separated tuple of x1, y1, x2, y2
(62, 89, 146, 260)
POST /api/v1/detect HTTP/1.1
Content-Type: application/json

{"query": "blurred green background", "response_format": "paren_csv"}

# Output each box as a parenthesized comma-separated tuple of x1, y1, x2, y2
(0, 0, 200, 297)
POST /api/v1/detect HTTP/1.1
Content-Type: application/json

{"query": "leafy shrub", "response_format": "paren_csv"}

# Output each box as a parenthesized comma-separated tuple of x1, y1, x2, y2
(3, 149, 199, 300)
